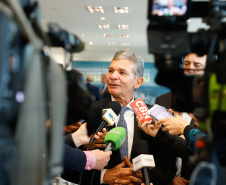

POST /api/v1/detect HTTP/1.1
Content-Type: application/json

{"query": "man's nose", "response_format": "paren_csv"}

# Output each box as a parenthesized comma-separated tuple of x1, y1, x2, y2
(110, 71, 118, 79)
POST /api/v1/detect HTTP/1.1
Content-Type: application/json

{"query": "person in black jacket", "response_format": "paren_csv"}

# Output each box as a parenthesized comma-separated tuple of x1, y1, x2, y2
(86, 75, 103, 101)
(100, 73, 111, 99)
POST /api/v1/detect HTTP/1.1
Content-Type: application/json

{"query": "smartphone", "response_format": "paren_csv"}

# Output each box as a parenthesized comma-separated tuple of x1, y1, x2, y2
(147, 104, 174, 121)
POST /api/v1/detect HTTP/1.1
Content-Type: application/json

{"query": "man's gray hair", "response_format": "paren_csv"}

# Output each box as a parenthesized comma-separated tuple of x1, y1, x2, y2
(112, 50, 144, 78)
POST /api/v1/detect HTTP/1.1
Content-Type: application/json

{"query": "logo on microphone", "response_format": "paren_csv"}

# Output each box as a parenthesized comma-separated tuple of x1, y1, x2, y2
(109, 130, 120, 134)
(134, 160, 141, 164)
(144, 158, 152, 161)
(108, 113, 116, 121)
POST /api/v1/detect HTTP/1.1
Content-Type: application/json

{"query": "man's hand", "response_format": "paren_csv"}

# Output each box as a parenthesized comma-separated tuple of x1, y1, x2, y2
(168, 177, 190, 185)
(71, 122, 90, 147)
(83, 128, 108, 150)
(92, 149, 112, 170)
(137, 116, 160, 137)
(64, 122, 82, 133)
(156, 114, 189, 135)
(103, 156, 142, 185)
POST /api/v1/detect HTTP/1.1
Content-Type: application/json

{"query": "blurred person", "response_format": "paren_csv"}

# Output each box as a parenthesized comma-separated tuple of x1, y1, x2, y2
(137, 53, 207, 185)
(80, 50, 177, 185)
(66, 69, 92, 124)
(86, 75, 103, 101)
(100, 73, 111, 99)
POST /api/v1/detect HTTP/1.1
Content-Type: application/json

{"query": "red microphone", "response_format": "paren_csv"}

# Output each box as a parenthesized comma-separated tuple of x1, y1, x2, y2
(130, 98, 154, 123)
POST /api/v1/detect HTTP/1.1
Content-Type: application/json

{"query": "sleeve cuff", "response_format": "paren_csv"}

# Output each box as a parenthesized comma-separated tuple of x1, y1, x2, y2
(184, 125, 193, 139)
(84, 151, 96, 170)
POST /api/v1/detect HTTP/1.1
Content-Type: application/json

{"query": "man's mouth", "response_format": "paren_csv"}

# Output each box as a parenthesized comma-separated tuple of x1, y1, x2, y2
(109, 83, 120, 87)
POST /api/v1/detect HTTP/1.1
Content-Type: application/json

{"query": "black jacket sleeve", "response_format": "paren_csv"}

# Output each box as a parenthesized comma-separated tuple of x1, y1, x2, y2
(63, 134, 87, 172)
(155, 129, 190, 158)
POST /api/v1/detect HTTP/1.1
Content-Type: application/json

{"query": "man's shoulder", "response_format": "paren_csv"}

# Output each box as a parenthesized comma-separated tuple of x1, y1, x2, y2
(93, 98, 111, 108)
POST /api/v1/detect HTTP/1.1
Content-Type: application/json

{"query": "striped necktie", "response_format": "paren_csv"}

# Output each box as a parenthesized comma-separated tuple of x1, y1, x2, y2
(117, 106, 129, 161)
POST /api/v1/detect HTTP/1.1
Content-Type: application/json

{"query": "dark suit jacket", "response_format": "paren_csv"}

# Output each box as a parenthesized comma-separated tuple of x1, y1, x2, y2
(61, 134, 87, 182)
(63, 134, 86, 172)
(101, 85, 111, 99)
(86, 83, 103, 101)
(62, 97, 177, 185)
(155, 92, 195, 179)
(84, 98, 177, 185)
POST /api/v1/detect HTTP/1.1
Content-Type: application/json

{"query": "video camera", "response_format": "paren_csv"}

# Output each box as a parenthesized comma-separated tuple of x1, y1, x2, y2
(147, 0, 226, 113)
(0, 1, 90, 185)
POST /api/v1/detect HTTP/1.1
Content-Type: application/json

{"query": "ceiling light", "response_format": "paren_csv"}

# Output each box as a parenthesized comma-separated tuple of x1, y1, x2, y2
(118, 25, 129, 30)
(121, 42, 130, 46)
(187, 19, 191, 22)
(120, 34, 129, 38)
(98, 24, 110, 29)
(81, 34, 85, 37)
(108, 42, 117, 45)
(87, 6, 104, 13)
(89, 42, 93, 45)
(103, 34, 113, 37)
(100, 17, 106, 20)
(114, 7, 129, 13)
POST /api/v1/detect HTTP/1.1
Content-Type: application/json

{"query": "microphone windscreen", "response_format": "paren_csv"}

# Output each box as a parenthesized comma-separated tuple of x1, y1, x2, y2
(106, 101, 121, 115)
(87, 101, 121, 136)
(133, 140, 150, 157)
(87, 103, 102, 136)
(104, 127, 126, 151)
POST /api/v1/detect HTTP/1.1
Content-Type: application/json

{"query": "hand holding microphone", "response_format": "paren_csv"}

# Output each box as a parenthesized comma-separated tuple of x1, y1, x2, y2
(154, 108, 190, 135)
(137, 116, 160, 137)
(88, 101, 121, 147)
(91, 149, 112, 170)
(71, 122, 90, 147)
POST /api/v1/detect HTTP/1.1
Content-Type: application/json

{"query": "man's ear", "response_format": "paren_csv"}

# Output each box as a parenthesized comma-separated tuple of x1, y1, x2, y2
(134, 77, 144, 89)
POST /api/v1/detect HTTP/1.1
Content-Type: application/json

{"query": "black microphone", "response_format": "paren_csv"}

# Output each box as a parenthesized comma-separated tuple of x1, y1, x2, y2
(87, 101, 121, 146)
(132, 140, 155, 185)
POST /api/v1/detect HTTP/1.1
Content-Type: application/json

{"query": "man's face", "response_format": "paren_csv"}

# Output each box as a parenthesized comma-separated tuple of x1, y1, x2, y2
(183, 53, 207, 74)
(106, 59, 142, 100)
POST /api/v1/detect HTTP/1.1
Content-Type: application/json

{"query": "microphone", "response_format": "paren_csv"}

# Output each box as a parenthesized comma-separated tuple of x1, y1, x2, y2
(132, 140, 155, 185)
(130, 98, 155, 124)
(88, 101, 121, 145)
(104, 127, 126, 152)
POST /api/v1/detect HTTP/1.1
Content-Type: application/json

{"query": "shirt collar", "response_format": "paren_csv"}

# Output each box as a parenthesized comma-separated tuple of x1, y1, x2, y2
(111, 96, 134, 111)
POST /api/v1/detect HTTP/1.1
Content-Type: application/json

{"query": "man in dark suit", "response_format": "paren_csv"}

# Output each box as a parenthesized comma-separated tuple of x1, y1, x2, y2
(100, 73, 111, 99)
(86, 75, 103, 101)
(87, 50, 177, 185)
